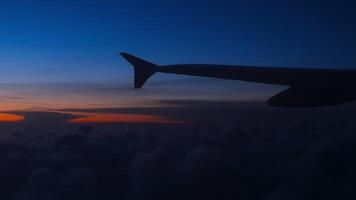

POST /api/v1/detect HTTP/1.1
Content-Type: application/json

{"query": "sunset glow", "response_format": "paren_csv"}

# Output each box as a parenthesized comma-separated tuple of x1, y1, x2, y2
(69, 113, 184, 124)
(0, 113, 25, 122)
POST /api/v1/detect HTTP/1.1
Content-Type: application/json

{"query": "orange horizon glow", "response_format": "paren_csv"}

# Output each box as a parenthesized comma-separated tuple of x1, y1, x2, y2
(69, 113, 184, 124)
(0, 113, 25, 122)
(0, 85, 170, 113)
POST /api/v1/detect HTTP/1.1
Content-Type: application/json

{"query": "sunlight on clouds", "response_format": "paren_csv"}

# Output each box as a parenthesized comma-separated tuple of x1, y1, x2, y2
(69, 113, 184, 124)
(0, 113, 25, 122)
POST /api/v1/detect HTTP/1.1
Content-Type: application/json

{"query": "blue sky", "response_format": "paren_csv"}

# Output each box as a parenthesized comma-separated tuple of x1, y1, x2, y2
(0, 0, 355, 110)
(0, 0, 355, 83)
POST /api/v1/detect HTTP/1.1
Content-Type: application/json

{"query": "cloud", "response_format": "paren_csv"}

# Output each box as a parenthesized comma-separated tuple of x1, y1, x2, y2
(0, 103, 353, 199)
(16, 168, 97, 200)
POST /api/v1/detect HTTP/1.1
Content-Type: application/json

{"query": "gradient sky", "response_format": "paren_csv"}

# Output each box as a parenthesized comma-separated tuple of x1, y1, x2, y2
(0, 0, 355, 111)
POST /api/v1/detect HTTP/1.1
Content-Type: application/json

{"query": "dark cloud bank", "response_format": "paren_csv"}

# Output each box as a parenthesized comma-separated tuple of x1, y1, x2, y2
(1, 101, 356, 199)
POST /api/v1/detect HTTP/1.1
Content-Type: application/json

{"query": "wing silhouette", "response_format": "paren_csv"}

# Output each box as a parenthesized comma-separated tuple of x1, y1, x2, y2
(120, 52, 356, 107)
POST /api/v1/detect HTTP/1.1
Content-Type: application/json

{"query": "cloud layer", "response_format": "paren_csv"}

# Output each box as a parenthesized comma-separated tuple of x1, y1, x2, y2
(0, 103, 355, 199)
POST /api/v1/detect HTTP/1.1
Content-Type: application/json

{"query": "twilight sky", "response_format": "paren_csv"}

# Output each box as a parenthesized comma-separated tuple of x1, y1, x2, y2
(0, 0, 355, 111)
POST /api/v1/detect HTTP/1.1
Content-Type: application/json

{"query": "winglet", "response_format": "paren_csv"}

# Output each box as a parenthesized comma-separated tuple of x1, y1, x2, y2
(120, 52, 157, 89)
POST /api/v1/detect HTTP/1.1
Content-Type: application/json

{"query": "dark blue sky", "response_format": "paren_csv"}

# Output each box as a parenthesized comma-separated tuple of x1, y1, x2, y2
(0, 0, 355, 85)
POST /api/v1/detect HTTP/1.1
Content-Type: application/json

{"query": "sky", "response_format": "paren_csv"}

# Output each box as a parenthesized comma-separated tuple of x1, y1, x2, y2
(0, 0, 355, 111)
(1, 2, 356, 198)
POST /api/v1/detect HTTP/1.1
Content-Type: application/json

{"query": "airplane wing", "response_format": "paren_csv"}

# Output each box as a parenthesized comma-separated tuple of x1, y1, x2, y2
(120, 52, 356, 107)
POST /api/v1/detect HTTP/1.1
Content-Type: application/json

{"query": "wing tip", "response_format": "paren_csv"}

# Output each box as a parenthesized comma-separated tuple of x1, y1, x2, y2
(119, 52, 157, 89)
